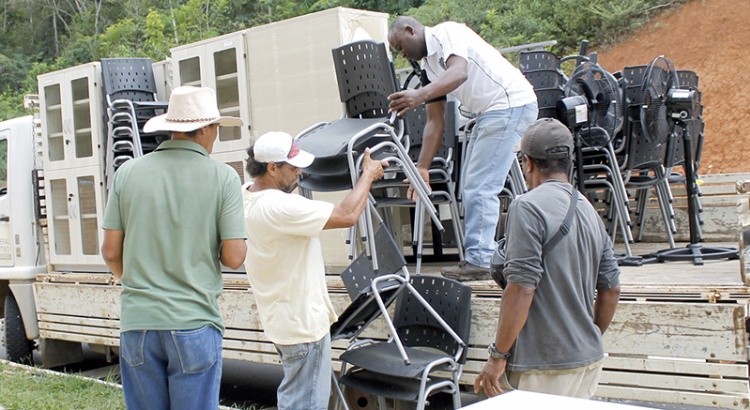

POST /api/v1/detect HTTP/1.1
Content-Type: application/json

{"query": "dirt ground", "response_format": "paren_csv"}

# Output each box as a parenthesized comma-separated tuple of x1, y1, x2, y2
(595, 0, 750, 174)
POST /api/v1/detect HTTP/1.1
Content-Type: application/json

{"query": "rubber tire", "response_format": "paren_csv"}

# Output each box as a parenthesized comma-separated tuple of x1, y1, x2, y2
(4, 291, 34, 364)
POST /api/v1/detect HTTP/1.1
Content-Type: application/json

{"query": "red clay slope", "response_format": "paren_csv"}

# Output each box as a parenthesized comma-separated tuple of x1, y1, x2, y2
(595, 0, 750, 174)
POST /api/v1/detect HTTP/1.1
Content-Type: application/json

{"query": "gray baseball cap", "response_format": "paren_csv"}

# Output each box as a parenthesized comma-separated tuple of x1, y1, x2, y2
(516, 118, 574, 160)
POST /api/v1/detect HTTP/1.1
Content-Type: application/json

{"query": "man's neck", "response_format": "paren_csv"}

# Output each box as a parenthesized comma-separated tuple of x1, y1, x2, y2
(248, 176, 279, 193)
(530, 173, 569, 189)
(171, 132, 213, 154)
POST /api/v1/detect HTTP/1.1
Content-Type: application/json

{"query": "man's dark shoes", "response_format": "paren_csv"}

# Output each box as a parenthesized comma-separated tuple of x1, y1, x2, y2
(441, 260, 491, 282)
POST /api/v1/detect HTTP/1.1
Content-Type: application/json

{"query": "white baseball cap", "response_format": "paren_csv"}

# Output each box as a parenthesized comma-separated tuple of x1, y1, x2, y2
(253, 131, 315, 168)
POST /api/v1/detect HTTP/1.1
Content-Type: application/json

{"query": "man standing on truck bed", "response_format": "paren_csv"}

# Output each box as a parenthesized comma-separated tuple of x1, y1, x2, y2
(101, 86, 248, 410)
(242, 132, 387, 410)
(387, 16, 538, 281)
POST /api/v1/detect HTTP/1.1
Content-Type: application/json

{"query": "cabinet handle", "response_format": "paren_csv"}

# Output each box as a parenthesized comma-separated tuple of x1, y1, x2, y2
(0, 215, 9, 222)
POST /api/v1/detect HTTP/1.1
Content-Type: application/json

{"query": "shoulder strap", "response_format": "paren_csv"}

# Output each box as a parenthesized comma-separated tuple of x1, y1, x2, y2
(542, 188, 578, 253)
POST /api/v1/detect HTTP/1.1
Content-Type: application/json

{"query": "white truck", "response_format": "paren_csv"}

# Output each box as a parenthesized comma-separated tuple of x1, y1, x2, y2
(3, 7, 750, 410)
(0, 111, 48, 364)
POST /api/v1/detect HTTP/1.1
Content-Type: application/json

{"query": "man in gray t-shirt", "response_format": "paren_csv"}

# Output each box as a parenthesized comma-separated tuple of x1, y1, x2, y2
(474, 118, 621, 400)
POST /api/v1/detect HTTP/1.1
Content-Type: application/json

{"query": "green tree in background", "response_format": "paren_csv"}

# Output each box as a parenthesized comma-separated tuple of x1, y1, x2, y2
(0, 0, 686, 121)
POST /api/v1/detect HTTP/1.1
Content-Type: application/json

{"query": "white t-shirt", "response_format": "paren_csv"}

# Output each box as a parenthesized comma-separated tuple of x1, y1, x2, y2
(243, 187, 337, 345)
(423, 22, 537, 115)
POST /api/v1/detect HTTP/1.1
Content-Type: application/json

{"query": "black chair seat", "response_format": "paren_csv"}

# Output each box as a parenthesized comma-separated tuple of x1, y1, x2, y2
(330, 282, 402, 341)
(296, 117, 392, 158)
(372, 191, 452, 208)
(301, 153, 354, 176)
(331, 223, 408, 341)
(339, 367, 453, 403)
(340, 343, 453, 379)
(298, 172, 353, 192)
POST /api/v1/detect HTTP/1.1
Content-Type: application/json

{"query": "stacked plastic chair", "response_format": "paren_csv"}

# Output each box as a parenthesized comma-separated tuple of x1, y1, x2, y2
(100, 58, 169, 191)
(370, 101, 464, 273)
(328, 221, 410, 410)
(519, 50, 565, 119)
(296, 41, 441, 268)
(337, 275, 472, 410)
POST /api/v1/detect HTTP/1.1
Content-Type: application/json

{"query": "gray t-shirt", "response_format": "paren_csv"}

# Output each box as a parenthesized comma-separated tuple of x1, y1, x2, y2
(503, 180, 620, 372)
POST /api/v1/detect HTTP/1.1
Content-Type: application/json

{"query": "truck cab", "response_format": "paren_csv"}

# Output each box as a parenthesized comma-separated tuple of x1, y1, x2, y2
(0, 115, 46, 363)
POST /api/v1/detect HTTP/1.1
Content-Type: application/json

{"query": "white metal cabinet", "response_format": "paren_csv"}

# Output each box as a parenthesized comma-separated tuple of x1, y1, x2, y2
(244, 7, 389, 137)
(152, 59, 173, 102)
(46, 167, 105, 268)
(171, 31, 251, 154)
(37, 63, 104, 171)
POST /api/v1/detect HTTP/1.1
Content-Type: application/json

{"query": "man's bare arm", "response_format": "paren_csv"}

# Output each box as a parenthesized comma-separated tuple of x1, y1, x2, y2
(101, 229, 125, 279)
(594, 286, 620, 334)
(220, 239, 247, 270)
(387, 55, 468, 116)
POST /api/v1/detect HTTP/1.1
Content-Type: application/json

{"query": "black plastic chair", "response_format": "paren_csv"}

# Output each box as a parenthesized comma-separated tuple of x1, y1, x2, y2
(519, 50, 565, 120)
(329, 222, 410, 410)
(331, 223, 409, 342)
(296, 41, 439, 268)
(100, 58, 169, 193)
(297, 40, 404, 179)
(337, 276, 472, 410)
(370, 101, 464, 273)
(534, 87, 565, 120)
(519, 50, 562, 72)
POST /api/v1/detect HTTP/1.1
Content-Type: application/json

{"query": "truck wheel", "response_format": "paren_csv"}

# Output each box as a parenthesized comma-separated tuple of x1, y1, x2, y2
(4, 292, 34, 364)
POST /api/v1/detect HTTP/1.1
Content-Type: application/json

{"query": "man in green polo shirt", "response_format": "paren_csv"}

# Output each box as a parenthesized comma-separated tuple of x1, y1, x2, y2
(101, 86, 247, 410)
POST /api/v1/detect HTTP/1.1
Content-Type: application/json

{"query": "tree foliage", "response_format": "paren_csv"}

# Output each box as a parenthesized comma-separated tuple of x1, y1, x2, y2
(0, 0, 686, 120)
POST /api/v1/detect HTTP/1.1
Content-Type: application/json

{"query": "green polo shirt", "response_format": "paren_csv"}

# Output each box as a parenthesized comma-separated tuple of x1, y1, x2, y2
(103, 139, 247, 333)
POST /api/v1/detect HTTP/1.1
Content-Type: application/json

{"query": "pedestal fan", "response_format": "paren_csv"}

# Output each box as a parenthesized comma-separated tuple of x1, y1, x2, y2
(643, 57, 738, 265)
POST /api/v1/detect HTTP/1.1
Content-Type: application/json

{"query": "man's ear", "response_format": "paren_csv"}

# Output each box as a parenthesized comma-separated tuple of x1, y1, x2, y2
(266, 162, 277, 176)
(196, 125, 209, 138)
(524, 156, 534, 173)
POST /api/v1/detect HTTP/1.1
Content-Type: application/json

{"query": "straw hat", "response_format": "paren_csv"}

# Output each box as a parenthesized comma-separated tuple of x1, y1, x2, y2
(143, 86, 244, 133)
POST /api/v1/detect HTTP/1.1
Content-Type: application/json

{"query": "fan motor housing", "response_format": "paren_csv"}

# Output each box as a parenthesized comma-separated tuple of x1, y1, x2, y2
(666, 88, 698, 120)
(557, 95, 589, 128)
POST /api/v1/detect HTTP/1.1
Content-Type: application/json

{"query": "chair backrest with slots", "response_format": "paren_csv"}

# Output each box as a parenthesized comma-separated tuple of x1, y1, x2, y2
(332, 41, 399, 119)
(393, 276, 472, 363)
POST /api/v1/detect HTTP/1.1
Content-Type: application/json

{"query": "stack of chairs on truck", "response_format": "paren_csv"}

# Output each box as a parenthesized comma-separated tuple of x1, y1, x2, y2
(100, 58, 169, 191)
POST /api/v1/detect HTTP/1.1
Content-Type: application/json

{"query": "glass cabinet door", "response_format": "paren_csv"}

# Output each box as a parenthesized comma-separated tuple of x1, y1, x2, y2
(39, 64, 103, 170)
(43, 84, 65, 164)
(77, 175, 99, 256)
(214, 48, 242, 143)
(179, 57, 202, 87)
(48, 177, 72, 257)
(46, 167, 105, 267)
(72, 77, 94, 160)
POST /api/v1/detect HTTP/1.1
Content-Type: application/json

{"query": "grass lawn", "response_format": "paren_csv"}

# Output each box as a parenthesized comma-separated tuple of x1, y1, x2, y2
(0, 360, 124, 410)
(0, 360, 263, 409)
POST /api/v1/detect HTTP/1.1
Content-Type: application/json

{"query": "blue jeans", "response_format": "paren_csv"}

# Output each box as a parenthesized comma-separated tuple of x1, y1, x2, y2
(120, 326, 223, 410)
(462, 103, 538, 268)
(274, 333, 331, 410)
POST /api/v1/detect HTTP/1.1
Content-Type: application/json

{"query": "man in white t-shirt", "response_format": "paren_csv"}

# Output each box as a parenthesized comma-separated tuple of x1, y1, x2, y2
(388, 16, 538, 281)
(242, 131, 387, 410)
